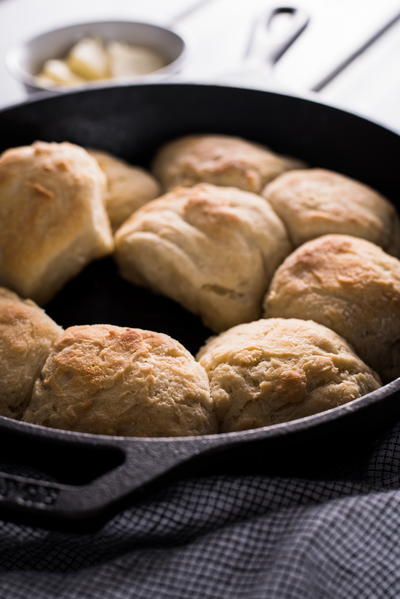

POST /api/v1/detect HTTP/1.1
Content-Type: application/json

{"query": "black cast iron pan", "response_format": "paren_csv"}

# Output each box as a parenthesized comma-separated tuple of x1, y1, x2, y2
(0, 82, 399, 530)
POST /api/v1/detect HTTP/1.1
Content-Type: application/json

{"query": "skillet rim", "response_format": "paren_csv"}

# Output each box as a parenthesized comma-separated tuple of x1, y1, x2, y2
(0, 377, 399, 445)
(0, 80, 399, 137)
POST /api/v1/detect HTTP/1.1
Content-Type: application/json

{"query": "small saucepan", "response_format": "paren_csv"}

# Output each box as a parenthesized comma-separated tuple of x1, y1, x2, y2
(6, 20, 186, 94)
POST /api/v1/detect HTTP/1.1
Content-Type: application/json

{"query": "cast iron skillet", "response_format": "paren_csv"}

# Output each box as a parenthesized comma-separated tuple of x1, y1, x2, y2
(0, 83, 399, 529)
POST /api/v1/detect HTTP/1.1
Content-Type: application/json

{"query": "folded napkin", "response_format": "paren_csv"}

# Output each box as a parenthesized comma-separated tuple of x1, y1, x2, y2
(0, 419, 399, 599)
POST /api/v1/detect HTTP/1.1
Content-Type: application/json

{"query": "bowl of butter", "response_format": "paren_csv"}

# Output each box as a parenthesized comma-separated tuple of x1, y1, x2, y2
(6, 20, 185, 93)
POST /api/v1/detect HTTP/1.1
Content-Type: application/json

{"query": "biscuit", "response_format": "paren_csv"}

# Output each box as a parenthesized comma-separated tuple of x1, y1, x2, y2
(0, 287, 62, 419)
(0, 141, 113, 304)
(89, 149, 160, 231)
(197, 318, 380, 432)
(264, 235, 400, 382)
(152, 134, 303, 193)
(23, 324, 217, 437)
(115, 183, 291, 332)
(263, 168, 400, 255)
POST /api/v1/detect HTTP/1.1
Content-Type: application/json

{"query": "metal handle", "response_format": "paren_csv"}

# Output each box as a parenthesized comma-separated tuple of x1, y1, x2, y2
(244, 5, 310, 70)
(0, 443, 180, 524)
(212, 5, 309, 90)
(0, 418, 232, 528)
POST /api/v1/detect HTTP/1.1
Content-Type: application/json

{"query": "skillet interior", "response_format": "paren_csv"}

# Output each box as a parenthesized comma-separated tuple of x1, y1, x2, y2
(0, 83, 399, 527)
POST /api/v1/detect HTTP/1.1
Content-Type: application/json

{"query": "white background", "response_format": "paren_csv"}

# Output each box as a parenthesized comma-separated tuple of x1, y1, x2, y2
(0, 0, 399, 130)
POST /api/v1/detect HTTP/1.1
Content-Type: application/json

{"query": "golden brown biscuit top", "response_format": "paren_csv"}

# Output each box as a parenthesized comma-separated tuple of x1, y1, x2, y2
(0, 287, 62, 356)
(0, 288, 62, 372)
(264, 235, 400, 382)
(197, 317, 381, 431)
(37, 323, 209, 400)
(0, 286, 62, 418)
(198, 316, 361, 367)
(24, 324, 216, 437)
(119, 182, 288, 244)
(55, 323, 194, 366)
(152, 134, 302, 193)
(0, 287, 61, 331)
(0, 141, 109, 289)
(267, 234, 400, 294)
(89, 149, 159, 197)
(115, 183, 291, 331)
(0, 141, 104, 183)
(263, 168, 400, 254)
(88, 149, 161, 230)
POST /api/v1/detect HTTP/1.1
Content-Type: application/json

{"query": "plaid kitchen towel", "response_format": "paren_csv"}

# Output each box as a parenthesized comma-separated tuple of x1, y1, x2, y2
(0, 420, 400, 599)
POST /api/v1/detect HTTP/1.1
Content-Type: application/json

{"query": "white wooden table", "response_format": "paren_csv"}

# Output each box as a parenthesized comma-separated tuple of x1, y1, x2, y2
(0, 0, 399, 130)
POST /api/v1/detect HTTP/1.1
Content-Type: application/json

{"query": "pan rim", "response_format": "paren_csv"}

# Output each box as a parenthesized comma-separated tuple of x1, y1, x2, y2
(0, 81, 399, 138)
(2, 377, 399, 445)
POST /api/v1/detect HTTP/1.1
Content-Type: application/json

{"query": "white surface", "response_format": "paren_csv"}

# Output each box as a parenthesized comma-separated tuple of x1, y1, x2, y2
(321, 17, 400, 132)
(0, 0, 399, 131)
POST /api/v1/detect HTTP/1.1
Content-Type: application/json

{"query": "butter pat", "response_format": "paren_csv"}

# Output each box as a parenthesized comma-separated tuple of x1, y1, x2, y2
(40, 59, 84, 86)
(35, 36, 167, 89)
(67, 38, 109, 80)
(108, 42, 165, 77)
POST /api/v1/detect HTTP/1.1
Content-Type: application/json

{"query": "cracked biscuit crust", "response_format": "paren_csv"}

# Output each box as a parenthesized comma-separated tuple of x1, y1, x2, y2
(0, 141, 113, 304)
(0, 287, 62, 419)
(264, 234, 400, 382)
(114, 183, 291, 332)
(263, 168, 400, 255)
(197, 318, 380, 432)
(152, 134, 303, 193)
(23, 324, 217, 437)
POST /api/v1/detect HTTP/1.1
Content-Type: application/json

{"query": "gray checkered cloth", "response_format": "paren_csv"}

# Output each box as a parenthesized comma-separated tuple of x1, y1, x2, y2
(1, 420, 400, 598)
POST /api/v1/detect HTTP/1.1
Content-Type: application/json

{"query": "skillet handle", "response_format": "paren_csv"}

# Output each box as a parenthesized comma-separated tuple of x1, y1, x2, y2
(0, 435, 226, 528)
(244, 5, 310, 69)
(213, 5, 309, 89)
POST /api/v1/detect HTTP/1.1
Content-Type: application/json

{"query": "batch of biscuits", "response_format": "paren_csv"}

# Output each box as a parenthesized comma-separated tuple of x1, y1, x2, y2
(0, 133, 399, 437)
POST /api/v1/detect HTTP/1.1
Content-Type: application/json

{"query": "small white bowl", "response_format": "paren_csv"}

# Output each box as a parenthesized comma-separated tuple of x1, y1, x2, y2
(6, 20, 186, 94)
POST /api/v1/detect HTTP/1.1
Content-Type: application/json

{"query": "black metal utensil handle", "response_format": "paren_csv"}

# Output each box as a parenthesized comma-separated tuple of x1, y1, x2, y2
(0, 419, 233, 527)
(244, 5, 310, 69)
(218, 5, 309, 88)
